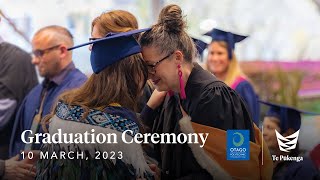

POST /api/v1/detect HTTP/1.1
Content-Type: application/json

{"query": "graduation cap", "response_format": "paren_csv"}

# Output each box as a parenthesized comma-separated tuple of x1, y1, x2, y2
(68, 28, 151, 74)
(204, 28, 247, 60)
(192, 37, 208, 55)
(259, 100, 320, 133)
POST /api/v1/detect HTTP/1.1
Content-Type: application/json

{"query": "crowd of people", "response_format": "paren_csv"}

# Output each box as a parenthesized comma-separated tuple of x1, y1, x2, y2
(0, 4, 319, 180)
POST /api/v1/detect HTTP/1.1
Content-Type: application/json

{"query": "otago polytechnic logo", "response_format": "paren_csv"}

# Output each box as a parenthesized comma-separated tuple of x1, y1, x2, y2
(227, 130, 249, 160)
(275, 130, 300, 152)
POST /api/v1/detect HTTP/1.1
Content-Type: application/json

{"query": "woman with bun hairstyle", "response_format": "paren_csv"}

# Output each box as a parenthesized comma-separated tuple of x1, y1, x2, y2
(140, 4, 273, 180)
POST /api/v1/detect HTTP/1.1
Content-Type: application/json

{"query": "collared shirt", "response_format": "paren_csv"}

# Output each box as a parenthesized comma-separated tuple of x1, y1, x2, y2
(40, 62, 76, 105)
(9, 61, 87, 157)
(47, 62, 76, 86)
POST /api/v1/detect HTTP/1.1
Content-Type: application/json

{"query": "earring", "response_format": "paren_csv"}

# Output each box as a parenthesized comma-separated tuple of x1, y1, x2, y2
(178, 64, 186, 99)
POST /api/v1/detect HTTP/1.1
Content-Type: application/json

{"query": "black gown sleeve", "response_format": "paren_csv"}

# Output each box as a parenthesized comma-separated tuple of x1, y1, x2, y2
(188, 81, 256, 142)
(138, 83, 153, 113)
(140, 105, 158, 129)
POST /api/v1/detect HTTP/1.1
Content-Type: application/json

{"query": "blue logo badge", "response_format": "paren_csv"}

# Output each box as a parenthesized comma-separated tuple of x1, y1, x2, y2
(227, 130, 249, 160)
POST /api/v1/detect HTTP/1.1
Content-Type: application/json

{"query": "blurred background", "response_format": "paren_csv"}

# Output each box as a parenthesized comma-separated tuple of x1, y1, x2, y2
(1, 0, 320, 151)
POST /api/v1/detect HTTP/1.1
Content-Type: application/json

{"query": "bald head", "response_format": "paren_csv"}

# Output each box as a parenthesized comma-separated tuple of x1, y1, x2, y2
(33, 25, 74, 48)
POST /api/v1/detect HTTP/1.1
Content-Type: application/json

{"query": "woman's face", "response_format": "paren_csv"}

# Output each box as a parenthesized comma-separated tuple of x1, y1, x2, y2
(141, 46, 179, 92)
(263, 117, 281, 151)
(89, 25, 103, 51)
(206, 42, 230, 75)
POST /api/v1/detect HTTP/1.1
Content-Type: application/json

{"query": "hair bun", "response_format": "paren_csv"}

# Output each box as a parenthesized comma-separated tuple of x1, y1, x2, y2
(158, 4, 186, 34)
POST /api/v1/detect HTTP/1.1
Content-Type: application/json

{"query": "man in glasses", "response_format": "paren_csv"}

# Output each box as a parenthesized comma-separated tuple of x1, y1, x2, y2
(9, 25, 87, 157)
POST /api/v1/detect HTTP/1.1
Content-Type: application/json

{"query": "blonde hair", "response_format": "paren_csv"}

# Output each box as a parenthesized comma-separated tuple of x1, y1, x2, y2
(225, 53, 244, 86)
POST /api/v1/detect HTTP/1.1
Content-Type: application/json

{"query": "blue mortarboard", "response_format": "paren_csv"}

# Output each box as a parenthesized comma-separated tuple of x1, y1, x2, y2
(192, 37, 208, 55)
(260, 100, 320, 133)
(204, 28, 247, 60)
(68, 28, 151, 74)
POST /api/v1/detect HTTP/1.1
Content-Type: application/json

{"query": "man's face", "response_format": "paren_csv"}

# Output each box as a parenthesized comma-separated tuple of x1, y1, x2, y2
(31, 34, 61, 78)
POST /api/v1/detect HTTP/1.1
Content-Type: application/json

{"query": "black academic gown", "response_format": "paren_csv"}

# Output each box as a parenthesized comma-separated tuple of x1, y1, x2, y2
(138, 82, 154, 113)
(0, 42, 38, 159)
(141, 63, 255, 180)
(273, 157, 319, 180)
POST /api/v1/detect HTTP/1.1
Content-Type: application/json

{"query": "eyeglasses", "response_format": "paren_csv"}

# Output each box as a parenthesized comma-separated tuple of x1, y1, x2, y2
(147, 51, 174, 74)
(32, 44, 61, 58)
(89, 37, 100, 41)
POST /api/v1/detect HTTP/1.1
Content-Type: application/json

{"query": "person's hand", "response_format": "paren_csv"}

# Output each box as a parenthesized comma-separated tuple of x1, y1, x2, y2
(149, 164, 161, 180)
(3, 155, 36, 180)
(147, 89, 167, 110)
